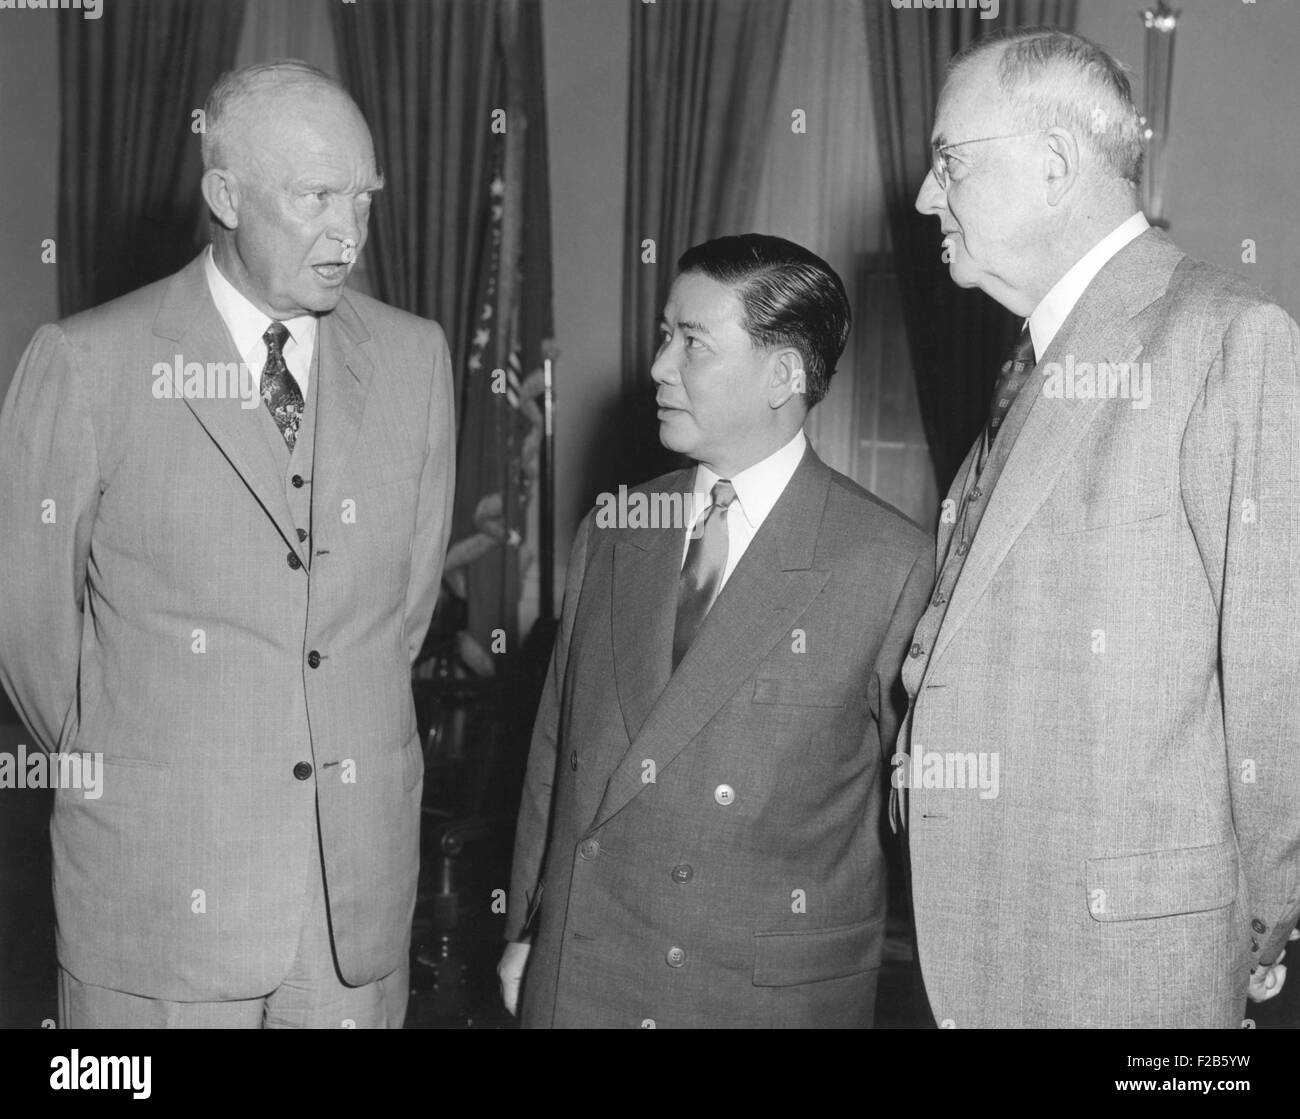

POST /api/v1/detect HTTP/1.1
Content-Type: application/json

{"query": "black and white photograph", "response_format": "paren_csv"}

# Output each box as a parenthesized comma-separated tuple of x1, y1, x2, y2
(0, 0, 1298, 1091)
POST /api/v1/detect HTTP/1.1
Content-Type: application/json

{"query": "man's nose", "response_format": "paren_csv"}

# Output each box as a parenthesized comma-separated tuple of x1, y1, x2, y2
(331, 200, 365, 249)
(915, 169, 945, 216)
(650, 346, 677, 387)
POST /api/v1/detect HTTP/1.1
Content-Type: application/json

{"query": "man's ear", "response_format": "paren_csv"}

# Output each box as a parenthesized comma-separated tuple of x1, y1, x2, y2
(201, 168, 241, 231)
(768, 349, 807, 410)
(1043, 126, 1080, 207)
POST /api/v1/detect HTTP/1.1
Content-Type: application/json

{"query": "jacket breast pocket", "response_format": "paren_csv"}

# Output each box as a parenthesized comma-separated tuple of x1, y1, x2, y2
(753, 914, 884, 987)
(752, 677, 849, 709)
(1049, 420, 1172, 533)
(1085, 839, 1237, 922)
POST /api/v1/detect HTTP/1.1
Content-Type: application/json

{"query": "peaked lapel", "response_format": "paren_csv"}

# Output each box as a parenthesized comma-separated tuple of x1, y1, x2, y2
(928, 230, 1183, 670)
(593, 446, 833, 831)
(611, 468, 695, 744)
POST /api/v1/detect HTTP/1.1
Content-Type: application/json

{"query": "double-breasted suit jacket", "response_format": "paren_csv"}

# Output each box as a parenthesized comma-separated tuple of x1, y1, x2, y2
(508, 447, 932, 1027)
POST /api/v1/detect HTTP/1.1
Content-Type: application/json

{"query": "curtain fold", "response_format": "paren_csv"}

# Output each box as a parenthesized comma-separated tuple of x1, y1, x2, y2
(332, 0, 553, 653)
(619, 0, 793, 484)
(57, 0, 247, 315)
(751, 0, 937, 528)
(865, 0, 1077, 498)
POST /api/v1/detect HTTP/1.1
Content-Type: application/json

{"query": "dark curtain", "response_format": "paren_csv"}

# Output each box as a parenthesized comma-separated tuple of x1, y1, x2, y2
(332, 0, 553, 651)
(620, 0, 792, 484)
(58, 0, 247, 315)
(865, 0, 1077, 498)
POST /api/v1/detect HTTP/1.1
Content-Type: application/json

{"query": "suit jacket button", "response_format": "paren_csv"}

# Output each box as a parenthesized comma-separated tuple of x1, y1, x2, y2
(1252, 919, 1267, 934)
(909, 642, 924, 658)
(579, 838, 600, 860)
(666, 946, 686, 967)
(287, 551, 302, 569)
(640, 1018, 656, 1029)
(671, 864, 694, 883)
(1251, 939, 1260, 952)
(292, 474, 305, 488)
(296, 527, 309, 542)
(293, 762, 312, 781)
(713, 784, 735, 806)
(307, 650, 321, 668)
(956, 540, 969, 556)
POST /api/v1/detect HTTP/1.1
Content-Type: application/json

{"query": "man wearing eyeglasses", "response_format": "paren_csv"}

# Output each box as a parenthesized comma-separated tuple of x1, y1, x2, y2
(903, 27, 1300, 1028)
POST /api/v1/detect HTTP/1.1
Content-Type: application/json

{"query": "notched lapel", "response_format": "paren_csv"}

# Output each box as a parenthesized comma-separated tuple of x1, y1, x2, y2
(310, 299, 375, 531)
(928, 232, 1178, 669)
(153, 258, 305, 563)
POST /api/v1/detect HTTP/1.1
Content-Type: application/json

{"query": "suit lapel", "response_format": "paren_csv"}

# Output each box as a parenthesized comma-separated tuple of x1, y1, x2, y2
(611, 469, 694, 743)
(154, 255, 305, 563)
(309, 297, 374, 531)
(153, 254, 375, 567)
(928, 230, 1181, 669)
(593, 448, 833, 831)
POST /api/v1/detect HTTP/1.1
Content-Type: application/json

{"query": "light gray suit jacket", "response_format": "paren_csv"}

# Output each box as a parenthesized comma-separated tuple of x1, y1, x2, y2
(903, 229, 1300, 1028)
(0, 253, 454, 999)
(508, 448, 933, 1028)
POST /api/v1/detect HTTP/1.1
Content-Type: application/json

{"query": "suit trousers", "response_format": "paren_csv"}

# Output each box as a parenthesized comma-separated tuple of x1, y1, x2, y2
(57, 825, 410, 1029)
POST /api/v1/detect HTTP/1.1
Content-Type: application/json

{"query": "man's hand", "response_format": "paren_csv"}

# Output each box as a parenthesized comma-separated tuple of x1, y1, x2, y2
(1248, 927, 1300, 1003)
(498, 941, 532, 1017)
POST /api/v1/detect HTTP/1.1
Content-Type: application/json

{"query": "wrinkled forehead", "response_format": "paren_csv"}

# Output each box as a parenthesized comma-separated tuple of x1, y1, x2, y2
(932, 56, 1013, 145)
(235, 83, 374, 167)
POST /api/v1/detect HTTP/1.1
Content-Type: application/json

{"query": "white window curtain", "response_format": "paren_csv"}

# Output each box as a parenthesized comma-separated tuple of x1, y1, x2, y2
(751, 0, 936, 528)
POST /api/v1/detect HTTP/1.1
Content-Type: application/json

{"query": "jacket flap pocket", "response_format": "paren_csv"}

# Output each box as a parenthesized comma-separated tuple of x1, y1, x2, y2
(1085, 840, 1237, 922)
(753, 915, 884, 987)
(752, 677, 849, 708)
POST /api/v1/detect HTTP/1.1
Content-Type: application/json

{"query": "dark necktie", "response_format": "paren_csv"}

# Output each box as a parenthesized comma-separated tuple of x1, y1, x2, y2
(672, 479, 737, 671)
(261, 322, 304, 451)
(986, 326, 1037, 446)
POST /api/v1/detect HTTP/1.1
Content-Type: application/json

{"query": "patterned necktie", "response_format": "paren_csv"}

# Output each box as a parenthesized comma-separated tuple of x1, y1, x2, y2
(986, 326, 1037, 446)
(672, 479, 737, 671)
(261, 322, 304, 451)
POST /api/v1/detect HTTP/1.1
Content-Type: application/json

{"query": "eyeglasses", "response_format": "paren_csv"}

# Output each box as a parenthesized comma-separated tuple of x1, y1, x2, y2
(930, 130, 1047, 189)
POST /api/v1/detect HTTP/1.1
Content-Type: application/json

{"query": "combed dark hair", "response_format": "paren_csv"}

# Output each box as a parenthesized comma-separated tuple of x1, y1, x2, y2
(950, 28, 1144, 184)
(677, 234, 850, 408)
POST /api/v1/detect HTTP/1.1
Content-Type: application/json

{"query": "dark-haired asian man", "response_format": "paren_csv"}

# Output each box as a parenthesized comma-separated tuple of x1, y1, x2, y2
(498, 234, 933, 1028)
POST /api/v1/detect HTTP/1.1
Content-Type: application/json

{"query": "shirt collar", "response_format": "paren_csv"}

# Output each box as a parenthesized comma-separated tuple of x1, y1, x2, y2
(203, 245, 317, 368)
(1028, 211, 1149, 359)
(694, 429, 807, 532)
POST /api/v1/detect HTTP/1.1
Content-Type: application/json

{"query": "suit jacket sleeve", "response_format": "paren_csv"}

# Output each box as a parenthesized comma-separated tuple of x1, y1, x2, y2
(0, 325, 100, 754)
(871, 547, 934, 765)
(505, 511, 593, 942)
(403, 322, 457, 665)
(1182, 301, 1300, 966)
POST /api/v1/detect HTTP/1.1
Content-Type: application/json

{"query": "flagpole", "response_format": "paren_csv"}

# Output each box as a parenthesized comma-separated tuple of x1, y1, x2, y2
(539, 346, 557, 623)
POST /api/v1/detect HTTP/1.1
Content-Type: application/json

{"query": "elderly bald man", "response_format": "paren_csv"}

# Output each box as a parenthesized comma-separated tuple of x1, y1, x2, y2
(0, 60, 455, 1028)
(903, 27, 1300, 1028)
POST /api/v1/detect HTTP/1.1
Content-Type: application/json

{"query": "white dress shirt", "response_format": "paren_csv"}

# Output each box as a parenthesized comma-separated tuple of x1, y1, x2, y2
(685, 429, 807, 589)
(1028, 210, 1149, 358)
(204, 246, 318, 398)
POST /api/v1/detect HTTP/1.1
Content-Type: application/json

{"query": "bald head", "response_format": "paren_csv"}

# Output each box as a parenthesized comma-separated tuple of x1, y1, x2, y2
(199, 60, 383, 319)
(915, 29, 1145, 315)
(202, 61, 360, 173)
